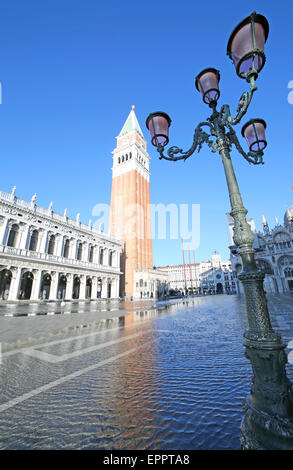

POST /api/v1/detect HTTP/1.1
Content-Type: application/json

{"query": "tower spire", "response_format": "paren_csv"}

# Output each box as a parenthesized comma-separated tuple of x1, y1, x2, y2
(119, 105, 144, 138)
(262, 214, 270, 235)
(286, 207, 293, 221)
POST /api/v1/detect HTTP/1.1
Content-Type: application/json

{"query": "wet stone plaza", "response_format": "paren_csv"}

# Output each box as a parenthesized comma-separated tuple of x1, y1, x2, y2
(0, 294, 293, 450)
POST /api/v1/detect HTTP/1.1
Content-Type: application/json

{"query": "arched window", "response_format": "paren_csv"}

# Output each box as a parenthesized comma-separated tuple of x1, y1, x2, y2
(0, 269, 12, 300)
(63, 239, 70, 258)
(72, 276, 80, 299)
(18, 271, 34, 300)
(122, 156, 124, 162)
(99, 248, 104, 264)
(109, 251, 113, 266)
(256, 259, 273, 275)
(47, 235, 55, 255)
(77, 242, 83, 260)
(126, 154, 128, 160)
(274, 232, 291, 250)
(118, 157, 121, 164)
(7, 224, 19, 247)
(274, 232, 291, 243)
(58, 274, 67, 300)
(89, 245, 94, 263)
(278, 256, 293, 267)
(139, 278, 144, 287)
(284, 268, 293, 278)
(129, 152, 132, 159)
(29, 229, 39, 252)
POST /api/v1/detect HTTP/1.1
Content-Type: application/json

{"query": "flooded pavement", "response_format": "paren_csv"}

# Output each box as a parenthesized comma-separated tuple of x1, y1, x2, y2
(0, 294, 293, 450)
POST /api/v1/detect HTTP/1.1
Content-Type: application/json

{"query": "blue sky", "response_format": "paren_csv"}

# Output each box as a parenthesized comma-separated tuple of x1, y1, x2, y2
(0, 0, 292, 266)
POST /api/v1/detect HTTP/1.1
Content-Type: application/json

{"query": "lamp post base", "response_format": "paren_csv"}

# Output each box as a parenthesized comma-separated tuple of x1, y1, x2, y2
(241, 399, 293, 449)
(240, 339, 293, 449)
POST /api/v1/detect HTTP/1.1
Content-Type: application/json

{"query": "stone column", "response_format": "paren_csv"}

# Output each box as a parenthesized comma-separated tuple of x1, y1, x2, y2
(70, 239, 78, 259)
(0, 217, 10, 245)
(116, 276, 118, 299)
(83, 243, 89, 262)
(55, 234, 63, 257)
(18, 224, 31, 250)
(79, 275, 86, 300)
(49, 272, 59, 300)
(31, 270, 42, 300)
(111, 278, 119, 298)
(38, 229, 48, 253)
(98, 247, 102, 264)
(91, 277, 98, 300)
(65, 273, 74, 300)
(8, 267, 22, 300)
(93, 245, 98, 264)
(275, 269, 285, 293)
(111, 279, 115, 299)
(101, 277, 108, 299)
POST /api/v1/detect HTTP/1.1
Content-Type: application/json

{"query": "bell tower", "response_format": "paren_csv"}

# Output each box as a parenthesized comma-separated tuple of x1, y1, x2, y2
(109, 106, 153, 297)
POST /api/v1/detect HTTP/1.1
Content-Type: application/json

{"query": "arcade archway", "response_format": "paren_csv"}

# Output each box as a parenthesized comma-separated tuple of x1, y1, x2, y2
(41, 274, 51, 300)
(0, 269, 12, 300)
(18, 271, 34, 299)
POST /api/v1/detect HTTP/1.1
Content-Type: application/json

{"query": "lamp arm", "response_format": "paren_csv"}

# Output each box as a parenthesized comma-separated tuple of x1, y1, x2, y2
(223, 76, 258, 126)
(226, 124, 264, 165)
(157, 122, 217, 161)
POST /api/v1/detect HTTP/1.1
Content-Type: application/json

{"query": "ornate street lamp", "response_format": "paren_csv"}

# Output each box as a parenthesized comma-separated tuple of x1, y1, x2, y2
(146, 112, 172, 147)
(195, 68, 220, 105)
(146, 11, 293, 450)
(241, 118, 267, 151)
(227, 12, 269, 80)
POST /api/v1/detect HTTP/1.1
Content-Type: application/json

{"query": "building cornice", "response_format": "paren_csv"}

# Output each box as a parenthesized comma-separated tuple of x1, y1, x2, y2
(0, 195, 121, 247)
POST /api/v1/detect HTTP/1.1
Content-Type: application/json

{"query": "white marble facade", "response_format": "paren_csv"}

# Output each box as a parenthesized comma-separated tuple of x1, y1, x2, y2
(227, 207, 293, 294)
(0, 188, 121, 301)
(133, 268, 169, 300)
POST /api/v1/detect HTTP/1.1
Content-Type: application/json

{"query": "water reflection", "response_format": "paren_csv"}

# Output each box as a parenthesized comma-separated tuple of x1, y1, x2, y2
(1, 295, 293, 449)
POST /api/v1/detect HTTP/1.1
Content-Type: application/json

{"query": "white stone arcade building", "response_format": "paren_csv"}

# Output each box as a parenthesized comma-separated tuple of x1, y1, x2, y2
(0, 187, 121, 301)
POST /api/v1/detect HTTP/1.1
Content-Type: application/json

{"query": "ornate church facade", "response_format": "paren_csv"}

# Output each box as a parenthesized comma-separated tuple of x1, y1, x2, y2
(0, 188, 121, 301)
(227, 207, 293, 294)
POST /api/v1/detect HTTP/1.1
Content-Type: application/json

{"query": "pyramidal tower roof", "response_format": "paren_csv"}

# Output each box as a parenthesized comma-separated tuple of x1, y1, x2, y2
(119, 105, 144, 138)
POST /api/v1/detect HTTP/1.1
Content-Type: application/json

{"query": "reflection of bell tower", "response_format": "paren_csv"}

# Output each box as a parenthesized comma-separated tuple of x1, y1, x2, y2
(109, 106, 153, 297)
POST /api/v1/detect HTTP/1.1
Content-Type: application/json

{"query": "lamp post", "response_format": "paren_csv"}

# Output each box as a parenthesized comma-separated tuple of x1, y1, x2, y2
(146, 12, 293, 450)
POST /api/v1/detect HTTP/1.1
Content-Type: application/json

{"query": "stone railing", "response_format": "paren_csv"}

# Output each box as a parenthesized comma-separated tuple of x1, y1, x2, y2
(0, 189, 120, 245)
(0, 245, 120, 273)
(14, 197, 32, 209)
(0, 190, 12, 202)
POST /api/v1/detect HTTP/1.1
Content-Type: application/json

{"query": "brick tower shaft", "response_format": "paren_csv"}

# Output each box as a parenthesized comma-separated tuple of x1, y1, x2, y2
(109, 106, 153, 297)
